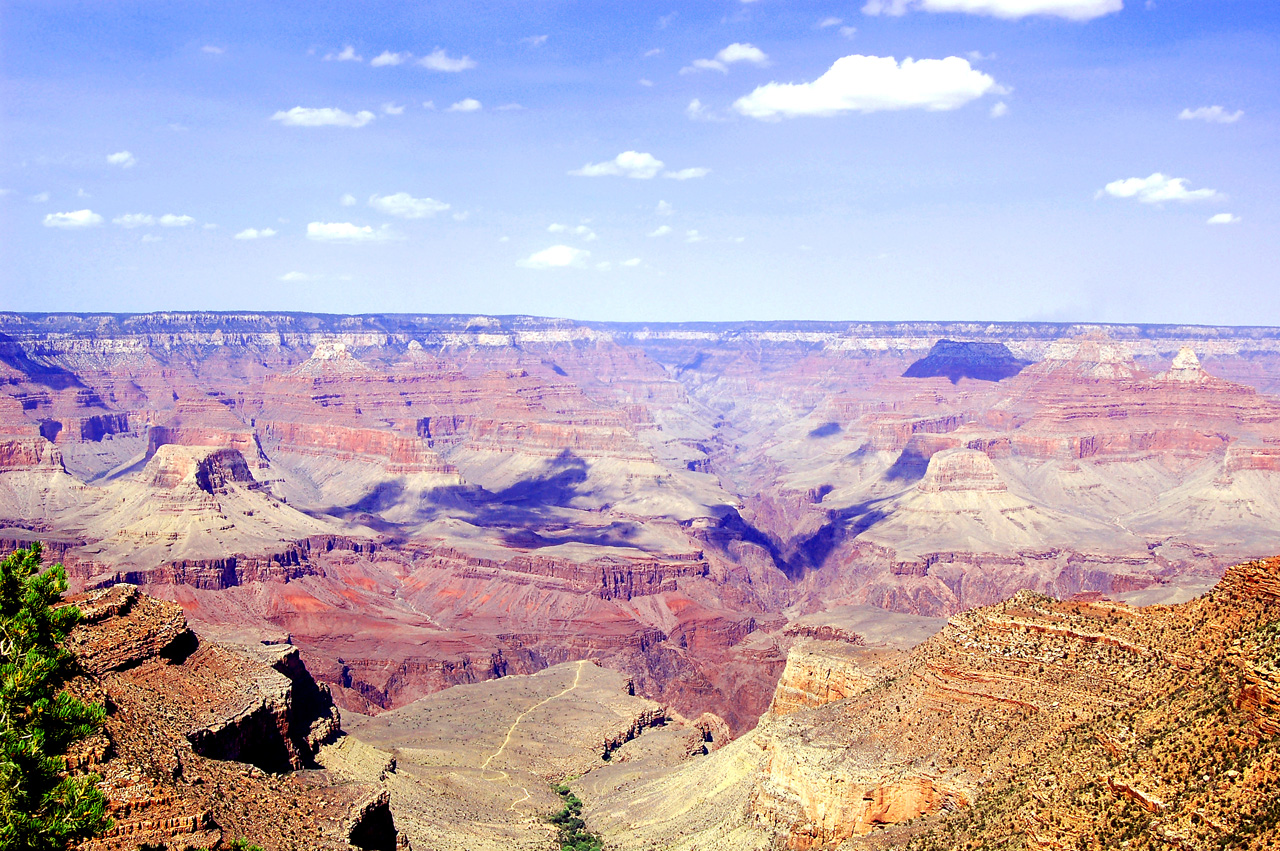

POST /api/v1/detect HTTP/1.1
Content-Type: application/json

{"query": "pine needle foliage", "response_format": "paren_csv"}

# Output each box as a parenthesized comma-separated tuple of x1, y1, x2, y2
(0, 544, 110, 850)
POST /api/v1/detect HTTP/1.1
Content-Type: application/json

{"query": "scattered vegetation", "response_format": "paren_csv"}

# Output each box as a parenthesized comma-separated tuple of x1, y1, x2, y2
(0, 544, 111, 850)
(549, 783, 603, 851)
(227, 840, 266, 851)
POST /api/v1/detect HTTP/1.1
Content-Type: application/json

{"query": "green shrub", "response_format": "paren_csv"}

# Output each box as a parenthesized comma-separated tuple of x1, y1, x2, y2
(0, 544, 111, 850)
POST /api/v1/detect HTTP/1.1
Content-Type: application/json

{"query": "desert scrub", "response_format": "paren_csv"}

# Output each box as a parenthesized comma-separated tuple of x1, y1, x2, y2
(549, 783, 603, 851)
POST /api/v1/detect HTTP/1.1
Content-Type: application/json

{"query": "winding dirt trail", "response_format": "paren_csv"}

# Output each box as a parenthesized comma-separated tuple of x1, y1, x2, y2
(480, 660, 588, 812)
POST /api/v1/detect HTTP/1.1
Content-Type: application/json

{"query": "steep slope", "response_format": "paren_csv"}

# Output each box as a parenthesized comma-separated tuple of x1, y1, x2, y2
(580, 556, 1280, 851)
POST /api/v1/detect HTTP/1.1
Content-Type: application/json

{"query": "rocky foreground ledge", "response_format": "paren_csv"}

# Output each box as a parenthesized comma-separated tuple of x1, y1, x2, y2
(62, 584, 407, 851)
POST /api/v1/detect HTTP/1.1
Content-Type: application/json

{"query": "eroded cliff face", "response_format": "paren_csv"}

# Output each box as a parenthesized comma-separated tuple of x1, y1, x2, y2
(64, 584, 404, 851)
(3, 313, 1280, 731)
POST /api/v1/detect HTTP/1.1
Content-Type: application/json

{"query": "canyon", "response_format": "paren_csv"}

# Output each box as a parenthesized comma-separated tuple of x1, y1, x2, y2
(3, 312, 1280, 738)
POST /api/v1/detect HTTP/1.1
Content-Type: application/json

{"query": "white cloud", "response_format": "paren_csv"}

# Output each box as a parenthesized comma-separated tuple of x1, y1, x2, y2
(682, 58, 727, 74)
(861, 0, 1121, 20)
(1100, 173, 1220, 204)
(1207, 213, 1240, 225)
(29, 192, 50, 203)
(422, 100, 436, 110)
(967, 50, 995, 61)
(597, 261, 612, 271)
(571, 151, 664, 179)
(107, 150, 137, 168)
(271, 106, 375, 127)
(681, 43, 769, 75)
(368, 192, 450, 218)
(340, 193, 357, 206)
(419, 48, 476, 72)
(382, 103, 405, 115)
(448, 98, 482, 112)
(113, 213, 154, 228)
(523, 35, 549, 47)
(452, 211, 470, 221)
(202, 45, 224, 55)
(1179, 105, 1243, 124)
(644, 48, 662, 57)
(325, 45, 362, 62)
(518, 244, 590, 269)
(648, 225, 673, 237)
(234, 227, 277, 239)
(718, 43, 768, 65)
(664, 167, 710, 180)
(548, 223, 567, 233)
(656, 200, 674, 216)
(686, 98, 711, 120)
(43, 209, 102, 228)
(280, 271, 314, 281)
(990, 101, 1009, 117)
(685, 230, 706, 243)
(734, 54, 997, 119)
(202, 223, 218, 230)
(77, 188, 90, 198)
(307, 221, 396, 242)
(140, 233, 162, 242)
(371, 50, 411, 67)
(621, 257, 642, 267)
(840, 26, 859, 37)
(496, 103, 524, 111)
(159, 214, 195, 227)
(819, 16, 844, 26)
(639, 78, 654, 87)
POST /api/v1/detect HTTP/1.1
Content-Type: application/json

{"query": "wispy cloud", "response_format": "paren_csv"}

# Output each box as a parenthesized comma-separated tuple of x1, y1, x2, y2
(107, 150, 137, 168)
(201, 45, 225, 55)
(113, 213, 154, 228)
(448, 98, 482, 112)
(664, 167, 710, 180)
(682, 42, 769, 74)
(271, 106, 375, 127)
(43, 209, 102, 228)
(234, 227, 277, 239)
(656, 200, 674, 216)
(861, 0, 1121, 20)
(419, 48, 476, 72)
(1179, 105, 1243, 124)
(571, 151, 664, 179)
(548, 223, 597, 241)
(1207, 213, 1240, 225)
(368, 192, 450, 218)
(818, 16, 844, 26)
(621, 257, 642, 267)
(522, 35, 548, 47)
(307, 221, 396, 242)
(340, 193, 357, 206)
(685, 229, 706, 243)
(734, 54, 997, 119)
(325, 45, 362, 62)
(371, 50, 411, 67)
(280, 271, 314, 281)
(648, 225, 673, 237)
(990, 101, 1009, 117)
(518, 244, 590, 268)
(1100, 173, 1220, 204)
(382, 103, 405, 115)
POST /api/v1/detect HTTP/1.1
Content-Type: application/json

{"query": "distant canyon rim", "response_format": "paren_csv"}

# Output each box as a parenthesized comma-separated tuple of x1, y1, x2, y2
(2, 312, 1280, 733)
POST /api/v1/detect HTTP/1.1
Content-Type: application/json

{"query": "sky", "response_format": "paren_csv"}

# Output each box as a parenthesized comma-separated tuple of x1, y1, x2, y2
(1, 0, 1277, 324)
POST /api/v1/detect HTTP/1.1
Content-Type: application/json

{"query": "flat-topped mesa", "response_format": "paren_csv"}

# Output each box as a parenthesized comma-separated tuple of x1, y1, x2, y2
(917, 448, 1008, 493)
(144, 444, 263, 494)
(290, 340, 375, 376)
(1023, 334, 1146, 381)
(902, 339, 1030, 384)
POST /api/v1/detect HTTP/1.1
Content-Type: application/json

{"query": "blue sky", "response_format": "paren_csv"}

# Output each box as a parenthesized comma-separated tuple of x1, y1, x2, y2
(1, 0, 1277, 323)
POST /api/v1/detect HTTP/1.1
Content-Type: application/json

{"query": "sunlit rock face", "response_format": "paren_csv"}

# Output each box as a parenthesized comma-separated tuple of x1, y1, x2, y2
(3, 312, 1280, 731)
